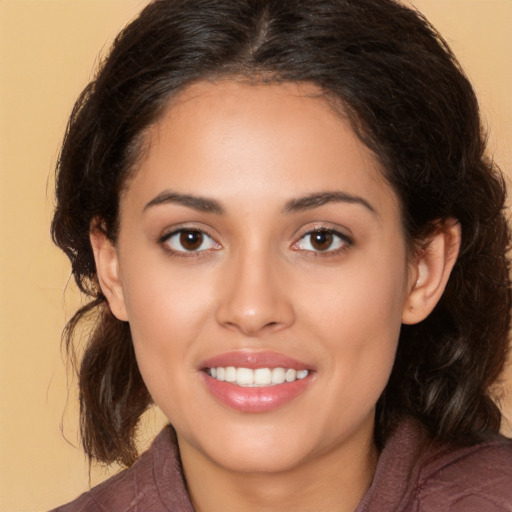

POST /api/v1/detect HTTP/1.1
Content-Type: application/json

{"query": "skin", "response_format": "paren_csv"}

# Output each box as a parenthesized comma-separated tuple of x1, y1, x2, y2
(92, 80, 460, 512)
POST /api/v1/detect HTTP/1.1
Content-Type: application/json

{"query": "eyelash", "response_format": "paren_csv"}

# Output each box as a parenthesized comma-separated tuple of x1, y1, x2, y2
(291, 228, 353, 256)
(159, 227, 353, 258)
(159, 228, 221, 258)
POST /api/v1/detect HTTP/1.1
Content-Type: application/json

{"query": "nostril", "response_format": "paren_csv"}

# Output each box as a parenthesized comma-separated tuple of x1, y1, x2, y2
(220, 317, 290, 337)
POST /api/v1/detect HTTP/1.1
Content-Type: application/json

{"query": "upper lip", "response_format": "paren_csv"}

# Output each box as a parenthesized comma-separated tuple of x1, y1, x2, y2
(200, 350, 313, 371)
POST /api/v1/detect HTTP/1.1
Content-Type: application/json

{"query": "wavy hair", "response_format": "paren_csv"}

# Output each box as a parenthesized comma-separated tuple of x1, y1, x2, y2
(52, 0, 511, 466)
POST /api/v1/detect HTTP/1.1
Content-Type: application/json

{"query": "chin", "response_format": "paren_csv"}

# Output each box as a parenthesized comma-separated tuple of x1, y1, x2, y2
(179, 417, 341, 475)
(208, 439, 314, 474)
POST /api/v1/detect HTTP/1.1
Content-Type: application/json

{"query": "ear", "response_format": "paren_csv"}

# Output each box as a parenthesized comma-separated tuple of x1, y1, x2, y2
(402, 218, 461, 325)
(90, 225, 129, 321)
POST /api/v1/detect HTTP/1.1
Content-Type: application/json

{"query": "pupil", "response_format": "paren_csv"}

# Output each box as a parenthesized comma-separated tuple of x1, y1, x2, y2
(312, 230, 333, 251)
(180, 231, 203, 250)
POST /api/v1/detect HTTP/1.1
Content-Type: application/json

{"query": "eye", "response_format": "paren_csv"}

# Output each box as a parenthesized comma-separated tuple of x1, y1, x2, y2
(293, 228, 351, 253)
(162, 229, 220, 253)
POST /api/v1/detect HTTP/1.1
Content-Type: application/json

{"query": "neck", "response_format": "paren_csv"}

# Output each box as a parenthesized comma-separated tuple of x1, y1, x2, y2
(177, 421, 378, 512)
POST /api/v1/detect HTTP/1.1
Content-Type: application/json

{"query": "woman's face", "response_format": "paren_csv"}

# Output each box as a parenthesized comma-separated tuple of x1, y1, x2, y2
(106, 80, 417, 474)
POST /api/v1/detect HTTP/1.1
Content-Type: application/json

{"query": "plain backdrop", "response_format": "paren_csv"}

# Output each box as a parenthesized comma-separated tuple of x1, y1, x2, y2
(0, 1, 511, 510)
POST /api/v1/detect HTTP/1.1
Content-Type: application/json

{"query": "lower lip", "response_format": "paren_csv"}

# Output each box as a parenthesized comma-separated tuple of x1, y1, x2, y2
(202, 373, 312, 413)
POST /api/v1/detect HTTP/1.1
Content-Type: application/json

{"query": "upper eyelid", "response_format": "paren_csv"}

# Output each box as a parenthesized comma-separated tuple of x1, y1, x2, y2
(298, 229, 353, 244)
(294, 224, 353, 242)
(301, 227, 350, 237)
(158, 224, 218, 243)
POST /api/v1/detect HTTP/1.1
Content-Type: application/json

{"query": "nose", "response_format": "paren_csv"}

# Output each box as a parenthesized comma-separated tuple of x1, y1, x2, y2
(215, 249, 295, 337)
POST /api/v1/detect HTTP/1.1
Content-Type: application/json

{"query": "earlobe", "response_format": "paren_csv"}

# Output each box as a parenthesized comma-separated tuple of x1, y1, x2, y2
(402, 219, 461, 325)
(90, 226, 129, 322)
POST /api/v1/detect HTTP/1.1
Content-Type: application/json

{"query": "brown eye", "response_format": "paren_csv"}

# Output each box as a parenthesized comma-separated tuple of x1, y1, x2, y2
(180, 230, 204, 251)
(293, 228, 351, 253)
(163, 229, 219, 253)
(310, 230, 334, 251)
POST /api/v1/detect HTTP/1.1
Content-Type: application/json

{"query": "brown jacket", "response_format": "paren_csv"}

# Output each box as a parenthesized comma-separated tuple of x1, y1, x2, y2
(51, 419, 512, 512)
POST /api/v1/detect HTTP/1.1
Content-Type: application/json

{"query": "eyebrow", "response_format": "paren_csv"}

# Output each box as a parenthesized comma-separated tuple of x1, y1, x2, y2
(282, 191, 377, 215)
(143, 191, 225, 214)
(143, 190, 376, 216)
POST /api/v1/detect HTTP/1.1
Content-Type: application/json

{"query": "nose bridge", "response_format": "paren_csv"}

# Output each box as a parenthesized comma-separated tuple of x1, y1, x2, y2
(216, 243, 295, 336)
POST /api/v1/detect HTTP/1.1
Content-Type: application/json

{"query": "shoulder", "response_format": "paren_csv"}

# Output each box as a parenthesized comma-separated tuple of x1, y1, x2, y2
(49, 449, 154, 512)
(49, 426, 192, 512)
(359, 419, 512, 512)
(415, 433, 512, 512)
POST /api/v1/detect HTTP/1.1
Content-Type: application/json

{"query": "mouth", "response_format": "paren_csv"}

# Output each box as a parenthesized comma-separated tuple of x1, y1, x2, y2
(200, 351, 314, 413)
(205, 366, 309, 387)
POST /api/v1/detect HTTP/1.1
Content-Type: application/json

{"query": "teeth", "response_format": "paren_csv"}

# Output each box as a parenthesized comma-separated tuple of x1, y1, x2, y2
(254, 368, 271, 386)
(225, 366, 236, 383)
(207, 367, 310, 387)
(237, 367, 254, 386)
(285, 369, 296, 382)
(216, 367, 226, 381)
(272, 367, 285, 384)
(296, 370, 308, 380)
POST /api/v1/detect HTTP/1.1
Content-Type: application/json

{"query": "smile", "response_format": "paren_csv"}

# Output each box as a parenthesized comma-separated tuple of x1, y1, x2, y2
(200, 351, 314, 412)
(207, 367, 309, 387)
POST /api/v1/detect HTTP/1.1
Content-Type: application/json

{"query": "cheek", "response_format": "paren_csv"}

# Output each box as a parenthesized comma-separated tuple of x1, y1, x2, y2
(300, 247, 408, 338)
(122, 274, 211, 425)
(299, 248, 407, 394)
(121, 250, 215, 334)
(310, 294, 402, 437)
(119, 259, 216, 386)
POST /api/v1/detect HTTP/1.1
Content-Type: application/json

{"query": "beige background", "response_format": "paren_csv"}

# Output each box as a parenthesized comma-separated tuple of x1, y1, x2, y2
(0, 1, 511, 510)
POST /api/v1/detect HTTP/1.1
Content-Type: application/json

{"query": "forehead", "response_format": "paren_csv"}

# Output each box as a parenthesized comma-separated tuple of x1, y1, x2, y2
(125, 79, 399, 219)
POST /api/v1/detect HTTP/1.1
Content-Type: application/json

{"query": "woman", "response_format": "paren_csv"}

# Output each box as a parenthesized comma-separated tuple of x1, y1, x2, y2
(50, 0, 512, 510)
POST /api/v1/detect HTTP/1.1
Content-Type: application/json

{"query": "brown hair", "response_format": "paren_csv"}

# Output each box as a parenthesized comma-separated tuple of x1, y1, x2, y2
(52, 0, 511, 466)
